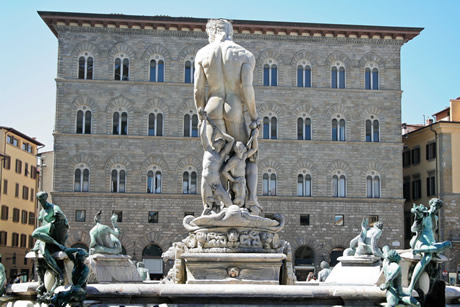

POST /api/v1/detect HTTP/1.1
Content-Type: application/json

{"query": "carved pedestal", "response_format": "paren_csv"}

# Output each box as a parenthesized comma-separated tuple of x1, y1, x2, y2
(182, 252, 285, 284)
(325, 256, 382, 285)
(87, 254, 141, 283)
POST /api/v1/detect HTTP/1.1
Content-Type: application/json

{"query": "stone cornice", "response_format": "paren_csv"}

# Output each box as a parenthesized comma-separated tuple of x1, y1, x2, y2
(39, 11, 422, 45)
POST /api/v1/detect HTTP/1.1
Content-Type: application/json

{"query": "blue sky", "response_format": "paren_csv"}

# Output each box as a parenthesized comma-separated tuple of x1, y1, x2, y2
(1, 0, 459, 150)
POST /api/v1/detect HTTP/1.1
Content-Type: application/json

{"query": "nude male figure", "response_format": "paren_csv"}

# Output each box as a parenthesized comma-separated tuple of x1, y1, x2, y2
(198, 108, 235, 215)
(194, 19, 258, 144)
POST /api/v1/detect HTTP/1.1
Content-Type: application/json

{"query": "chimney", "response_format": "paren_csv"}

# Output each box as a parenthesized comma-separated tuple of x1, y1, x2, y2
(426, 118, 433, 126)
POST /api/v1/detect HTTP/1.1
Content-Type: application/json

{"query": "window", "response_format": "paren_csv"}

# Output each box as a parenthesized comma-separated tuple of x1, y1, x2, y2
(3, 156, 10, 170)
(332, 174, 346, 197)
(0, 231, 7, 246)
(297, 118, 311, 140)
(12, 233, 19, 247)
(113, 111, 128, 135)
(331, 63, 345, 88)
(22, 142, 33, 153)
(263, 63, 277, 86)
(297, 64, 311, 87)
(149, 59, 164, 82)
(28, 235, 34, 249)
(30, 188, 34, 202)
(31, 166, 37, 179)
(403, 177, 411, 201)
(366, 175, 381, 198)
(426, 142, 436, 160)
(24, 163, 29, 176)
(297, 174, 311, 197)
(21, 210, 27, 224)
(262, 172, 277, 196)
(75, 210, 86, 222)
(15, 159, 22, 174)
(184, 212, 194, 217)
(411, 147, 420, 165)
(74, 167, 90, 192)
(365, 119, 379, 142)
(78, 54, 94, 80)
(7, 135, 18, 147)
(1, 206, 8, 220)
(111, 169, 126, 193)
(22, 186, 29, 200)
(2, 180, 7, 195)
(334, 215, 344, 226)
(76, 110, 92, 134)
(365, 67, 379, 90)
(184, 114, 199, 137)
(412, 176, 421, 200)
(148, 113, 163, 136)
(112, 210, 123, 223)
(403, 149, 411, 167)
(147, 170, 162, 194)
(368, 215, 379, 226)
(15, 183, 19, 198)
(184, 60, 195, 83)
(332, 118, 346, 141)
(114, 56, 129, 81)
(148, 211, 159, 223)
(13, 208, 19, 222)
(300, 214, 310, 226)
(182, 171, 197, 194)
(20, 234, 27, 248)
(263, 116, 277, 139)
(28, 212, 35, 225)
(427, 173, 436, 197)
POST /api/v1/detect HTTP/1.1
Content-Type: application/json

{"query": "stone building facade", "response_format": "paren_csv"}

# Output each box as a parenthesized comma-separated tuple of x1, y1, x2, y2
(39, 11, 422, 279)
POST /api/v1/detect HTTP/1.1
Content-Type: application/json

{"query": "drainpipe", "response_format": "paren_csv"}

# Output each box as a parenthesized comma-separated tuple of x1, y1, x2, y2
(429, 123, 442, 241)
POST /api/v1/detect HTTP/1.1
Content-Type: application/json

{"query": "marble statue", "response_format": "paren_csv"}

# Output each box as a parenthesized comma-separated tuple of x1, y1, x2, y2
(50, 248, 89, 307)
(194, 18, 262, 215)
(407, 199, 452, 294)
(318, 261, 331, 282)
(32, 191, 69, 301)
(199, 108, 235, 215)
(380, 246, 420, 307)
(343, 217, 383, 257)
(137, 262, 151, 281)
(0, 254, 5, 296)
(89, 210, 122, 255)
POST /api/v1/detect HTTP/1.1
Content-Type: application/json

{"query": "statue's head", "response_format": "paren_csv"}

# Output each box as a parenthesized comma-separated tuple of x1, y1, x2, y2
(411, 204, 426, 218)
(94, 209, 102, 223)
(36, 191, 48, 202)
(213, 137, 225, 152)
(137, 261, 145, 268)
(387, 249, 401, 263)
(206, 19, 233, 43)
(429, 198, 443, 210)
(374, 221, 383, 230)
(234, 141, 247, 155)
(320, 261, 330, 269)
(75, 249, 88, 263)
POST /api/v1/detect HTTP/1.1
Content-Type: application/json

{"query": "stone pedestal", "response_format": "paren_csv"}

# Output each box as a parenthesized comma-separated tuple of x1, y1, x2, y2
(87, 254, 141, 283)
(181, 253, 286, 285)
(325, 256, 381, 285)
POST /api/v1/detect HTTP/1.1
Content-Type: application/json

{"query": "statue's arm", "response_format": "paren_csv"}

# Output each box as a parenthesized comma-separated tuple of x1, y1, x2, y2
(247, 128, 259, 158)
(370, 229, 382, 254)
(221, 131, 235, 157)
(222, 158, 237, 182)
(194, 60, 206, 111)
(241, 55, 258, 122)
(199, 110, 209, 151)
(111, 214, 121, 236)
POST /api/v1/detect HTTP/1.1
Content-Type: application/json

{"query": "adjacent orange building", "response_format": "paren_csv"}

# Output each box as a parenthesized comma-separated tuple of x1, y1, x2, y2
(0, 127, 43, 282)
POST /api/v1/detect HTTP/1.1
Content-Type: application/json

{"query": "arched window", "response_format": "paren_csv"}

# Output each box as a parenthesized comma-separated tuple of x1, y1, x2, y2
(148, 113, 163, 136)
(332, 117, 346, 141)
(142, 244, 163, 279)
(184, 60, 195, 83)
(263, 116, 277, 139)
(78, 54, 93, 80)
(114, 55, 129, 81)
(113, 112, 128, 135)
(297, 117, 311, 140)
(147, 170, 162, 194)
(150, 59, 165, 82)
(76, 110, 92, 134)
(332, 174, 346, 197)
(367, 175, 381, 198)
(74, 167, 89, 192)
(71, 243, 89, 252)
(294, 245, 315, 280)
(111, 169, 126, 193)
(182, 171, 197, 194)
(297, 174, 311, 197)
(184, 114, 199, 137)
(365, 67, 379, 90)
(263, 62, 278, 86)
(297, 64, 311, 88)
(365, 119, 379, 142)
(331, 63, 345, 88)
(262, 172, 277, 196)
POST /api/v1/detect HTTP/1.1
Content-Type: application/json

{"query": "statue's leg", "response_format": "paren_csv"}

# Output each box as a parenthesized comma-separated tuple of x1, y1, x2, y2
(401, 295, 421, 307)
(215, 184, 232, 208)
(33, 232, 65, 251)
(414, 241, 452, 254)
(408, 253, 432, 293)
(42, 247, 64, 293)
(246, 161, 262, 214)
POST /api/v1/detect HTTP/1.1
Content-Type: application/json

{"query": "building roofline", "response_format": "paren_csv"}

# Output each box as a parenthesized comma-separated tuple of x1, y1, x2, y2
(432, 106, 450, 117)
(0, 126, 44, 146)
(38, 11, 423, 42)
(403, 121, 460, 136)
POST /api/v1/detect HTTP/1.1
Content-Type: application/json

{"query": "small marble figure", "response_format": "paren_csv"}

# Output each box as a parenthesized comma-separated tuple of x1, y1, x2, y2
(137, 262, 151, 281)
(32, 191, 69, 301)
(343, 217, 383, 257)
(408, 199, 452, 294)
(318, 261, 331, 282)
(380, 247, 420, 307)
(89, 210, 122, 255)
(50, 248, 89, 307)
(0, 254, 5, 296)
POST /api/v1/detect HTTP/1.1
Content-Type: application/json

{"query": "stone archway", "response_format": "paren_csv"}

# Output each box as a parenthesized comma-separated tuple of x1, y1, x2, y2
(142, 244, 163, 280)
(294, 245, 315, 281)
(330, 247, 345, 267)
